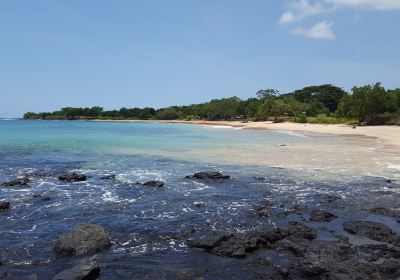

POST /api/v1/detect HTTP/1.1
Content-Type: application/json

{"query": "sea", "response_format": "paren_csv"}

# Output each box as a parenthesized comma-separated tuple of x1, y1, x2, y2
(0, 119, 399, 279)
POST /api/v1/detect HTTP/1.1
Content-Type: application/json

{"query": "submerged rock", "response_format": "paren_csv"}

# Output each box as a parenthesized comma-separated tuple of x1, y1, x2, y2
(58, 173, 87, 182)
(100, 174, 116, 180)
(1, 177, 30, 188)
(318, 193, 342, 203)
(309, 210, 337, 222)
(0, 201, 10, 212)
(54, 224, 111, 256)
(370, 207, 400, 223)
(254, 176, 266, 181)
(53, 260, 100, 280)
(143, 181, 165, 188)
(185, 172, 230, 180)
(343, 221, 398, 243)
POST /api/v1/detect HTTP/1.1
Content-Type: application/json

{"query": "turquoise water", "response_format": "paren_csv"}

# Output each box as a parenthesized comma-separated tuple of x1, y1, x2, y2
(0, 120, 399, 279)
(0, 120, 305, 168)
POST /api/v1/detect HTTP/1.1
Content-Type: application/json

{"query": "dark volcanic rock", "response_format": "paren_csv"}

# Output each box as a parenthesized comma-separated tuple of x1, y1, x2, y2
(100, 174, 116, 180)
(53, 260, 100, 280)
(309, 210, 337, 222)
(54, 224, 111, 256)
(276, 204, 307, 218)
(185, 172, 230, 180)
(143, 181, 165, 188)
(188, 232, 234, 249)
(370, 207, 400, 223)
(58, 172, 87, 182)
(0, 201, 10, 212)
(32, 195, 52, 201)
(343, 221, 398, 243)
(188, 223, 316, 258)
(1, 177, 30, 188)
(254, 206, 270, 217)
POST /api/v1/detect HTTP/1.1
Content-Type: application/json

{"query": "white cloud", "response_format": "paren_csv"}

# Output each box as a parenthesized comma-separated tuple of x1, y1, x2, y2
(279, 0, 326, 24)
(324, 0, 400, 11)
(280, 11, 296, 24)
(293, 21, 336, 40)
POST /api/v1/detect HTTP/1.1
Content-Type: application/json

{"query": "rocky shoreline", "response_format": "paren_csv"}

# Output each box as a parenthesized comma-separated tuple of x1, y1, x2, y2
(1, 171, 400, 279)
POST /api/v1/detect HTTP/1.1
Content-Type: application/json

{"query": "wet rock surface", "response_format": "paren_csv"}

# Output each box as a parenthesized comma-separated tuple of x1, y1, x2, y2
(58, 173, 87, 182)
(142, 180, 165, 188)
(0, 201, 10, 212)
(100, 174, 116, 180)
(2, 166, 400, 279)
(188, 222, 317, 258)
(343, 220, 399, 243)
(54, 224, 111, 256)
(185, 171, 230, 180)
(309, 210, 337, 222)
(53, 260, 100, 280)
(370, 207, 400, 223)
(1, 177, 30, 188)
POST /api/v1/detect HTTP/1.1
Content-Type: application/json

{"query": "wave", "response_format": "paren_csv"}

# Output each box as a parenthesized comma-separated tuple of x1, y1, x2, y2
(277, 130, 308, 138)
(204, 125, 242, 130)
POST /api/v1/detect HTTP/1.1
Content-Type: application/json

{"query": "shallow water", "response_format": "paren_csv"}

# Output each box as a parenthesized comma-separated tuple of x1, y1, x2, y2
(0, 120, 399, 279)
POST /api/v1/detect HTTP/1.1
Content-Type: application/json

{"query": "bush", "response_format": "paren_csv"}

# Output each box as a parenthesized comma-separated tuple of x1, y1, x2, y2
(308, 114, 347, 124)
(295, 113, 308, 123)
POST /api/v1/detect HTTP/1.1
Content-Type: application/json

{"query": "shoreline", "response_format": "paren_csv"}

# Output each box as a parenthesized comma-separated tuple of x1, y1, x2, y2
(90, 119, 400, 147)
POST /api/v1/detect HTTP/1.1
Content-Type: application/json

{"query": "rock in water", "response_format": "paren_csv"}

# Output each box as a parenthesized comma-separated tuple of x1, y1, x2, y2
(100, 174, 116, 180)
(143, 181, 165, 188)
(1, 177, 30, 188)
(58, 173, 87, 182)
(0, 201, 10, 212)
(343, 221, 397, 243)
(53, 260, 100, 280)
(185, 172, 230, 180)
(309, 210, 337, 222)
(54, 224, 111, 256)
(370, 207, 400, 223)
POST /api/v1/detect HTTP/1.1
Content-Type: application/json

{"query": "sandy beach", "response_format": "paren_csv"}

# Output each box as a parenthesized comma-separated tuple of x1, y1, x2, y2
(93, 119, 400, 147)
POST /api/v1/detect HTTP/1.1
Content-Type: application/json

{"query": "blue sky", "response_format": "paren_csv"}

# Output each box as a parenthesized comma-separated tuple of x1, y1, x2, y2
(0, 0, 399, 117)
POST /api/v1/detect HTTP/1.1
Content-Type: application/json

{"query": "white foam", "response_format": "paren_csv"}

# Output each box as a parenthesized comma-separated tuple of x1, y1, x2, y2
(387, 164, 400, 171)
(277, 130, 308, 138)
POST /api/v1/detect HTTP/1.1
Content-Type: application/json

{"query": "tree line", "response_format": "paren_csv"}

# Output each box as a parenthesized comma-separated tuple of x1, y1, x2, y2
(23, 83, 400, 125)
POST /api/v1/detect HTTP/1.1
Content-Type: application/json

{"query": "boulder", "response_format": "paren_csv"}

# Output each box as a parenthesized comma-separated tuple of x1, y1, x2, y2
(343, 221, 397, 243)
(58, 173, 87, 182)
(185, 172, 230, 180)
(54, 224, 111, 256)
(1, 177, 30, 188)
(53, 260, 100, 280)
(143, 181, 164, 188)
(309, 210, 337, 222)
(0, 201, 10, 212)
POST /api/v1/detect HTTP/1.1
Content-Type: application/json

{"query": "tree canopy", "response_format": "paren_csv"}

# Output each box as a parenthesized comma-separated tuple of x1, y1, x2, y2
(24, 83, 400, 125)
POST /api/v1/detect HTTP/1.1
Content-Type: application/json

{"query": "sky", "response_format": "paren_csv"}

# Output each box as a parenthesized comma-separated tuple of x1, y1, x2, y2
(0, 0, 399, 117)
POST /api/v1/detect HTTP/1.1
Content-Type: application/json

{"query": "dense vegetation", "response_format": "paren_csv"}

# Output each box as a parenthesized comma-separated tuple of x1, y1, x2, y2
(24, 83, 400, 125)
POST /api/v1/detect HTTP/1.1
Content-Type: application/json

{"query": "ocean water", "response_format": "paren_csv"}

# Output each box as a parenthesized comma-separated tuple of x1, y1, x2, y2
(0, 120, 399, 279)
